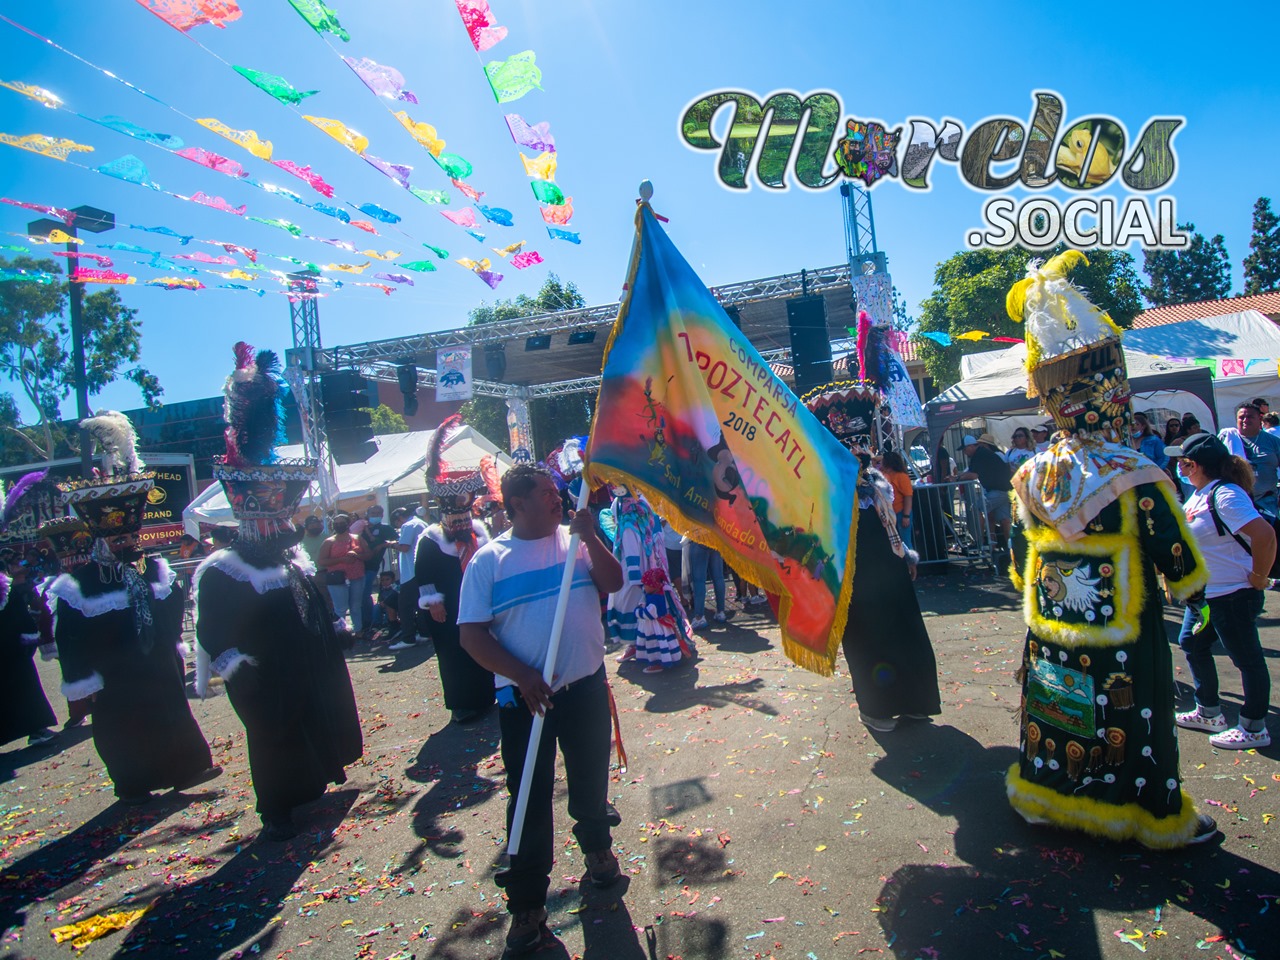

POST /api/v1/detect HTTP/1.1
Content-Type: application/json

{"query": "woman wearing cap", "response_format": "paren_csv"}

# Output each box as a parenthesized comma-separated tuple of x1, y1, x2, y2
(1004, 251, 1216, 848)
(1168, 433, 1274, 749)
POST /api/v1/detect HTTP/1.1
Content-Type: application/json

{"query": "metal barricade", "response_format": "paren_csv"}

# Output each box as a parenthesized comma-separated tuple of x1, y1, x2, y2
(910, 480, 998, 571)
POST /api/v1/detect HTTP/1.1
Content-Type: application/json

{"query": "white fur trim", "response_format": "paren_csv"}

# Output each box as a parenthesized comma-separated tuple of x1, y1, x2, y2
(212, 648, 257, 680)
(192, 548, 289, 597)
(150, 557, 176, 599)
(0, 573, 9, 612)
(62, 672, 104, 700)
(20, 631, 40, 644)
(195, 644, 211, 698)
(423, 521, 490, 556)
(418, 588, 445, 608)
(45, 573, 130, 617)
(38, 642, 58, 661)
(177, 641, 193, 659)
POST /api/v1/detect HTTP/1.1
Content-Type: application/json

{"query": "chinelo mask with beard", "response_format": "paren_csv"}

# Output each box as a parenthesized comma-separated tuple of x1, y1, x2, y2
(440, 494, 476, 541)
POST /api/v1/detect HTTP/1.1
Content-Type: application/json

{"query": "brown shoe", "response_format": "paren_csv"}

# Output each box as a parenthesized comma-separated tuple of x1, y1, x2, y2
(504, 906, 549, 956)
(584, 847, 621, 888)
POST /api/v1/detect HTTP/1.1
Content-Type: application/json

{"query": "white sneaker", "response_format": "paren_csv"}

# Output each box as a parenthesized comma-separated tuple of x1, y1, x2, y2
(388, 640, 414, 651)
(689, 616, 708, 629)
(712, 611, 727, 622)
(1209, 725, 1271, 750)
(1175, 707, 1228, 733)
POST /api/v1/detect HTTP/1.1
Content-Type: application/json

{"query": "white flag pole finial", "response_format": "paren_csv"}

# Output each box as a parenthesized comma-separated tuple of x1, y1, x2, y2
(638, 180, 653, 202)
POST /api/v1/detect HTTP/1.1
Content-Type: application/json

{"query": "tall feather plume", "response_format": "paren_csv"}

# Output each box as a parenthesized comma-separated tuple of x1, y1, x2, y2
(855, 310, 871, 382)
(426, 413, 464, 481)
(223, 342, 286, 467)
(1, 469, 48, 531)
(81, 411, 144, 475)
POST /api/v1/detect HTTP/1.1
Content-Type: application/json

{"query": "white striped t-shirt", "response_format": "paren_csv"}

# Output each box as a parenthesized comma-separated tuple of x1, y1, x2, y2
(457, 526, 602, 690)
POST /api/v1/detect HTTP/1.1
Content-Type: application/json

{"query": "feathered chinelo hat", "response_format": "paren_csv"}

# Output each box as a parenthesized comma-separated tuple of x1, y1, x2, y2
(212, 342, 316, 539)
(57, 412, 154, 542)
(1006, 250, 1131, 439)
(425, 413, 487, 502)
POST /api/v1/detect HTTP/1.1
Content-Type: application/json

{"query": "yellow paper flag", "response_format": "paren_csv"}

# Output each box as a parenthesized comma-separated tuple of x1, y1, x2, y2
(42, 229, 83, 245)
(520, 150, 557, 181)
(393, 111, 444, 156)
(220, 268, 258, 281)
(323, 262, 371, 274)
(51, 908, 148, 948)
(359, 250, 402, 261)
(0, 132, 93, 161)
(304, 116, 368, 155)
(456, 257, 492, 273)
(491, 241, 527, 258)
(196, 119, 273, 160)
(954, 330, 990, 341)
(0, 81, 63, 109)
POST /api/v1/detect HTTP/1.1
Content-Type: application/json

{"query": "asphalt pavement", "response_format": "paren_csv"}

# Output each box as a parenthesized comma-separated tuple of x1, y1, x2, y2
(2, 566, 1278, 960)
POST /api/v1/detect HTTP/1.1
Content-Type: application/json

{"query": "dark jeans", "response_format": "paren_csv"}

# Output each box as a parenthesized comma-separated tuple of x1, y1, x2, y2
(496, 665, 619, 912)
(687, 542, 725, 618)
(360, 569, 377, 632)
(397, 577, 423, 639)
(1179, 587, 1271, 722)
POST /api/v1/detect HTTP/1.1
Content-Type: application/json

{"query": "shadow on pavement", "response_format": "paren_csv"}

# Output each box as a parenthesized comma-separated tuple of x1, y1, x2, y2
(868, 722, 1280, 960)
(618, 662, 777, 717)
(115, 788, 358, 957)
(0, 724, 93, 784)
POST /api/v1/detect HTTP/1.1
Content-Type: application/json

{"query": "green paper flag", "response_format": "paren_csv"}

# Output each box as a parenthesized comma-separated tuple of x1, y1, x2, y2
(288, 0, 349, 42)
(531, 180, 566, 205)
(233, 66, 318, 106)
(397, 260, 438, 273)
(433, 152, 473, 180)
(409, 187, 450, 205)
(483, 51, 543, 104)
(422, 244, 449, 259)
(1192, 358, 1217, 378)
(247, 216, 303, 237)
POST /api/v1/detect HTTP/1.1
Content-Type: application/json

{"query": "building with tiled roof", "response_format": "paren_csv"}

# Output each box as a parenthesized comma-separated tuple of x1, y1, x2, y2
(1131, 291, 1280, 328)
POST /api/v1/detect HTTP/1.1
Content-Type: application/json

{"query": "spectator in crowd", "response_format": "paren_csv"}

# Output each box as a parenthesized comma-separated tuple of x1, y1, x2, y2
(299, 514, 327, 565)
(209, 523, 237, 551)
(1168, 433, 1274, 749)
(1030, 423, 1051, 453)
(457, 464, 624, 955)
(1219, 402, 1280, 519)
(686, 539, 730, 630)
(1253, 397, 1270, 416)
(374, 570, 400, 636)
(957, 433, 1014, 562)
(1164, 418, 1184, 447)
(1004, 427, 1036, 472)
(357, 504, 397, 639)
(880, 450, 915, 551)
(1132, 411, 1168, 468)
(931, 442, 955, 483)
(177, 534, 205, 561)
(393, 506, 428, 648)
(317, 514, 368, 634)
(1263, 411, 1280, 439)
(1182, 412, 1203, 436)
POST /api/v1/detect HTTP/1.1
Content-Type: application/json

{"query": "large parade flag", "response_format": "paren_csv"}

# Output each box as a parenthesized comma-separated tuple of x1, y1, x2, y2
(585, 202, 861, 675)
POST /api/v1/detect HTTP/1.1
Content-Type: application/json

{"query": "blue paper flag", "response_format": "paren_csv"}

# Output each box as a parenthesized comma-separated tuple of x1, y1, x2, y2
(546, 226, 581, 244)
(476, 203, 514, 226)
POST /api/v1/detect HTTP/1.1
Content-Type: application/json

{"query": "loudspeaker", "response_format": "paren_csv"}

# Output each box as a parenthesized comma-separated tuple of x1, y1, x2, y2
(786, 296, 832, 396)
(723, 304, 742, 330)
(483, 343, 507, 381)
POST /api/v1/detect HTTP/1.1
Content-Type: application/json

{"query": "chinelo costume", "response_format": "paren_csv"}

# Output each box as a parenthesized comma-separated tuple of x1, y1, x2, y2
(193, 343, 363, 841)
(415, 414, 495, 724)
(47, 412, 218, 803)
(0, 472, 58, 747)
(1004, 251, 1215, 848)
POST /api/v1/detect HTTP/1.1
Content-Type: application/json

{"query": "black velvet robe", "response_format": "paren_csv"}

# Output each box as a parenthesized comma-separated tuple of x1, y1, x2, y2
(842, 476, 942, 720)
(194, 547, 363, 819)
(49, 558, 212, 797)
(0, 574, 56, 745)
(414, 523, 495, 713)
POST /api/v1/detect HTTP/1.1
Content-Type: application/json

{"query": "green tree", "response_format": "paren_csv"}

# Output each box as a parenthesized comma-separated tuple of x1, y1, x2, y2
(1243, 197, 1280, 295)
(1141, 223, 1232, 306)
(369, 403, 409, 434)
(458, 274, 589, 457)
(914, 246, 1143, 388)
(0, 256, 162, 461)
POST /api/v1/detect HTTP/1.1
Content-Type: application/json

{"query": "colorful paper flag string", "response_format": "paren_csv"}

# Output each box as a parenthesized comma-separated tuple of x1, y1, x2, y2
(455, 0, 508, 52)
(147, 276, 205, 290)
(233, 66, 318, 106)
(135, 1, 243, 32)
(483, 51, 542, 103)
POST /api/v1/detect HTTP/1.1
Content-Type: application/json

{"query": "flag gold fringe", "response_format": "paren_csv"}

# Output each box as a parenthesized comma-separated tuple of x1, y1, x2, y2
(585, 202, 858, 677)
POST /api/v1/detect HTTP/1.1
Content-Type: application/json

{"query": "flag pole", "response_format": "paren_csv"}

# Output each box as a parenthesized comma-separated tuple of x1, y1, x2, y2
(507, 474, 593, 857)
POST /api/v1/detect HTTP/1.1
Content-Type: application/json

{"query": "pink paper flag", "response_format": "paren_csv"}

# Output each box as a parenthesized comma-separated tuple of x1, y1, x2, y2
(540, 199, 574, 225)
(350, 221, 379, 234)
(189, 192, 246, 215)
(455, 0, 507, 51)
(1, 198, 73, 219)
(451, 178, 485, 201)
(174, 251, 236, 264)
(72, 268, 135, 284)
(354, 282, 395, 296)
(52, 251, 114, 267)
(271, 159, 335, 198)
(440, 207, 477, 228)
(217, 242, 258, 263)
(1221, 358, 1246, 377)
(176, 146, 247, 179)
(136, 0, 243, 32)
(510, 250, 543, 270)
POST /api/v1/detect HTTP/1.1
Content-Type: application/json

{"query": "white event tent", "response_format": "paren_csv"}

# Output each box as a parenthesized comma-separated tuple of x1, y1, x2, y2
(183, 426, 511, 535)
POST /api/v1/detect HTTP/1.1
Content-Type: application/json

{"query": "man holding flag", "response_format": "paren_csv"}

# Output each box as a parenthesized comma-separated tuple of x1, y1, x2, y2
(458, 463, 624, 956)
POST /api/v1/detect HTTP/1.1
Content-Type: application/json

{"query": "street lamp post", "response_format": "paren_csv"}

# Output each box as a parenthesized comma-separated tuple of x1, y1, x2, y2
(29, 206, 115, 479)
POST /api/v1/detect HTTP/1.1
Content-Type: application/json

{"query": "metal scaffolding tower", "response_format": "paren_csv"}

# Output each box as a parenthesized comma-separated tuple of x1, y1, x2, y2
(840, 182, 888, 278)
(285, 271, 336, 498)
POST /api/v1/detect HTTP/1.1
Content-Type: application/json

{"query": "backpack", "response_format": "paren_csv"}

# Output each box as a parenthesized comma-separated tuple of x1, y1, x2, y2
(1205, 482, 1280, 579)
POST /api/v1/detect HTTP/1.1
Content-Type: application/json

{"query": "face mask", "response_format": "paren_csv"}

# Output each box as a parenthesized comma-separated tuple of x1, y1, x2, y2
(334, 522, 349, 534)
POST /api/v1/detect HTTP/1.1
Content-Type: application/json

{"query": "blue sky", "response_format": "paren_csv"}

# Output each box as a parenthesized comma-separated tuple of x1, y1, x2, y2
(1, 1, 1276, 422)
